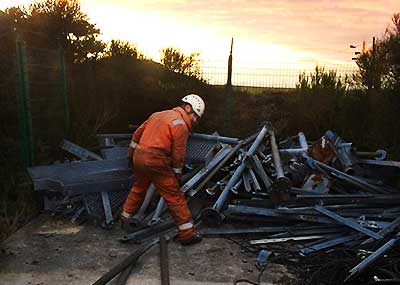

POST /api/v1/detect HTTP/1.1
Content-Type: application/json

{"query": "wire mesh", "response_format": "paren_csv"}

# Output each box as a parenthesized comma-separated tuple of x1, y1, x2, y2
(200, 62, 358, 88)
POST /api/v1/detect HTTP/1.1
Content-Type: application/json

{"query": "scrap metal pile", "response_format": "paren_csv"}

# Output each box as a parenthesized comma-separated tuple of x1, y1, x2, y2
(28, 124, 400, 284)
(27, 132, 224, 227)
(117, 124, 400, 284)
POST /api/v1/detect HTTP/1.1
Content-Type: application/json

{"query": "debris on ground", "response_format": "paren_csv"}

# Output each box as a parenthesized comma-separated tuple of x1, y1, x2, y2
(27, 124, 400, 284)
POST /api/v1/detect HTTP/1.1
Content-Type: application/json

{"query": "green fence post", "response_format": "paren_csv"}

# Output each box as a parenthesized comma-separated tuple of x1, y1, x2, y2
(15, 33, 33, 167)
(225, 38, 233, 135)
(59, 47, 69, 134)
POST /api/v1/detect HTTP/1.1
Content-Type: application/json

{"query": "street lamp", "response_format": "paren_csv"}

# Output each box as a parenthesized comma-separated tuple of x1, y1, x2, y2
(350, 44, 360, 60)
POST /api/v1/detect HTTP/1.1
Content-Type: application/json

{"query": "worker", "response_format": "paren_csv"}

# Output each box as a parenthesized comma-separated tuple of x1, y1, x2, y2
(120, 94, 205, 246)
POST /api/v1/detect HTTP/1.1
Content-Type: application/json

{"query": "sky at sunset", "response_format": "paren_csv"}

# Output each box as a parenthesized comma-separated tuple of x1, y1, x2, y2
(1, 0, 399, 68)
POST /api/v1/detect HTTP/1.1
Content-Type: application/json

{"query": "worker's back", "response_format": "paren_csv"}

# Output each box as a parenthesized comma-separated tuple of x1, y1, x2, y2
(134, 107, 191, 168)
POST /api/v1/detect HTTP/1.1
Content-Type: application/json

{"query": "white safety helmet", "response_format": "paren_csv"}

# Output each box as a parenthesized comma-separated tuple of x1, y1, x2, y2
(182, 94, 205, 118)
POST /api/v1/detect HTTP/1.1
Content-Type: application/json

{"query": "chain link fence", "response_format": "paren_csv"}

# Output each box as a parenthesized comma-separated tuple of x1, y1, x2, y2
(0, 28, 68, 167)
(200, 60, 358, 88)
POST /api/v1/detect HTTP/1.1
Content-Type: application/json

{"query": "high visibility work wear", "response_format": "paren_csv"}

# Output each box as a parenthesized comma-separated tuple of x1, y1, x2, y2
(127, 107, 192, 173)
(122, 107, 197, 241)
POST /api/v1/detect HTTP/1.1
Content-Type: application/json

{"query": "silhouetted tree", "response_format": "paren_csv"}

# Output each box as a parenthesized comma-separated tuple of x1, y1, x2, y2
(384, 13, 400, 90)
(353, 13, 400, 90)
(4, 0, 104, 63)
(104, 39, 143, 59)
(160, 47, 202, 79)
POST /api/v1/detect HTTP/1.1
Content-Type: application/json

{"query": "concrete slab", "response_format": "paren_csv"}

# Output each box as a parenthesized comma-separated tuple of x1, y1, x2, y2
(0, 214, 296, 284)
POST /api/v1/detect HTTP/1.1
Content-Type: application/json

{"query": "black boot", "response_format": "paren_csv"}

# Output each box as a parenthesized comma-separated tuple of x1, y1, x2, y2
(120, 218, 138, 234)
(180, 232, 202, 246)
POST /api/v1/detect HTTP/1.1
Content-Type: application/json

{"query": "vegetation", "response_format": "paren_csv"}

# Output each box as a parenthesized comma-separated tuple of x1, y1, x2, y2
(104, 39, 144, 59)
(353, 14, 400, 90)
(283, 13, 400, 157)
(160, 47, 202, 78)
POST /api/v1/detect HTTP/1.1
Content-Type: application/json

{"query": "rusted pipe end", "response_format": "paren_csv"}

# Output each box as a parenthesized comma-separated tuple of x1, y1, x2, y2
(201, 207, 225, 226)
(271, 177, 291, 204)
(272, 176, 291, 192)
(130, 217, 145, 227)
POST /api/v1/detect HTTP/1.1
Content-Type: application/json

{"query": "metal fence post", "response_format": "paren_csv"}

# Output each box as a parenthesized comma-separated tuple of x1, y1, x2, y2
(15, 33, 33, 166)
(59, 47, 69, 133)
(224, 38, 233, 134)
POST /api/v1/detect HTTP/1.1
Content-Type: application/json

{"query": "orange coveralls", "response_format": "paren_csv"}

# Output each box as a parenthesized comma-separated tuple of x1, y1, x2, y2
(122, 107, 195, 239)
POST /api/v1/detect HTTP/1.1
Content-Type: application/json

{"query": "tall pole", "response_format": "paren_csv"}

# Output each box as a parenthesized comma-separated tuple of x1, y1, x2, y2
(227, 38, 233, 86)
(15, 33, 33, 166)
(225, 38, 233, 135)
(59, 47, 69, 134)
(372, 36, 375, 90)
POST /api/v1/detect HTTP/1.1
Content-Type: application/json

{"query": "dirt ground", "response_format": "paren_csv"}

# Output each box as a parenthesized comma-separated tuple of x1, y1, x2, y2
(0, 214, 297, 285)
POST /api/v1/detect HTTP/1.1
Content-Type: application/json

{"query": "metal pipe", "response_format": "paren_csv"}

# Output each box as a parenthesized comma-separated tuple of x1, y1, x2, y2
(201, 126, 269, 225)
(182, 145, 232, 193)
(131, 184, 156, 226)
(242, 171, 252, 192)
(96, 133, 239, 145)
(116, 262, 135, 285)
(356, 149, 386, 160)
(61, 139, 104, 160)
(336, 145, 354, 174)
(160, 235, 170, 285)
(148, 197, 167, 226)
(298, 132, 308, 150)
(249, 169, 261, 192)
(217, 129, 267, 199)
(121, 220, 175, 243)
(145, 168, 201, 226)
(189, 133, 239, 145)
(361, 216, 400, 246)
(231, 178, 243, 195)
(205, 182, 219, 196)
(92, 238, 160, 285)
(300, 233, 362, 256)
(345, 233, 400, 282)
(270, 130, 284, 178)
(269, 130, 291, 202)
(188, 132, 259, 197)
(250, 154, 272, 191)
(314, 206, 382, 240)
(309, 158, 387, 194)
(270, 137, 290, 190)
(250, 235, 329, 245)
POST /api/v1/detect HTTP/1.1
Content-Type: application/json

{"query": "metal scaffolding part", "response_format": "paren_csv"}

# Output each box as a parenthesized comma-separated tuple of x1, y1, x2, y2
(131, 184, 156, 226)
(61, 139, 103, 161)
(298, 132, 308, 150)
(183, 145, 232, 194)
(250, 235, 328, 245)
(149, 198, 167, 226)
(269, 129, 291, 202)
(201, 125, 269, 225)
(308, 158, 388, 194)
(250, 154, 272, 191)
(345, 234, 400, 282)
(314, 206, 382, 240)
(159, 235, 170, 285)
(300, 233, 362, 255)
(189, 133, 239, 145)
